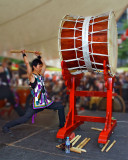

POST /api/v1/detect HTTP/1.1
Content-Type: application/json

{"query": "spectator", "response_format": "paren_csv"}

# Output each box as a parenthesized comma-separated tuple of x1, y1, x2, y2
(0, 58, 25, 116)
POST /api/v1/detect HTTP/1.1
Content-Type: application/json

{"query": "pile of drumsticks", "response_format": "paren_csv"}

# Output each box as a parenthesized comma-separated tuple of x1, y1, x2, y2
(101, 140, 116, 152)
(56, 135, 90, 154)
(57, 132, 116, 153)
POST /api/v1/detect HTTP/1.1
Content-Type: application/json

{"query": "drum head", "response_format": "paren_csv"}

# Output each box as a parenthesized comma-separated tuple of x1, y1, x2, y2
(108, 11, 118, 76)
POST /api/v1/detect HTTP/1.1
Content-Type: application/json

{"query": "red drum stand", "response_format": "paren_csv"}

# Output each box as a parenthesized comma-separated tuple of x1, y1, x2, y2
(56, 61, 117, 144)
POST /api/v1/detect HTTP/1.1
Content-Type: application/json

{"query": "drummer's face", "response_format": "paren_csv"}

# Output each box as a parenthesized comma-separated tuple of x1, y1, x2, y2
(34, 64, 43, 74)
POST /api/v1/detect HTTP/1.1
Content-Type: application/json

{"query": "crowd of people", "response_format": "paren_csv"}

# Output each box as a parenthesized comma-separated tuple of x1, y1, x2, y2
(44, 71, 128, 111)
(0, 58, 128, 115)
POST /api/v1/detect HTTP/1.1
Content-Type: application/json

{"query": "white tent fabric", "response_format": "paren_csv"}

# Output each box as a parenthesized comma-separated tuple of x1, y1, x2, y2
(0, 0, 127, 67)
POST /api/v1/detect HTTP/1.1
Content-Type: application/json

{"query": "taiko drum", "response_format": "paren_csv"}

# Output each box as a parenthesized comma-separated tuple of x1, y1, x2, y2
(58, 11, 118, 76)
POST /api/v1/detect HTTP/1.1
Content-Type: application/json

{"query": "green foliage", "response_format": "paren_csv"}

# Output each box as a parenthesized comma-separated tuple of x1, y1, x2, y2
(0, 56, 23, 64)
(118, 39, 128, 59)
(122, 20, 128, 30)
(118, 20, 128, 61)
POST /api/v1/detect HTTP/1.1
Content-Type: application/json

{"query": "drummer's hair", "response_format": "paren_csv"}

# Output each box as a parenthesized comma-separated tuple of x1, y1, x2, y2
(31, 58, 43, 71)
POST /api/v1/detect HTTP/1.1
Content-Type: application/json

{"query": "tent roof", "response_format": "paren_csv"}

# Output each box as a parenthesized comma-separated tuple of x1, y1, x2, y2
(0, 0, 128, 67)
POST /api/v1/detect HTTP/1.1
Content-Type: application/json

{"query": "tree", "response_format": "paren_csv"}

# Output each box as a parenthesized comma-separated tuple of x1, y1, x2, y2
(118, 20, 128, 65)
(118, 39, 128, 59)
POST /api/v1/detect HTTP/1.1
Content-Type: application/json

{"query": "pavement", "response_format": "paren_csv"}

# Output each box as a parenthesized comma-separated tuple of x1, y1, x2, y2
(0, 108, 128, 160)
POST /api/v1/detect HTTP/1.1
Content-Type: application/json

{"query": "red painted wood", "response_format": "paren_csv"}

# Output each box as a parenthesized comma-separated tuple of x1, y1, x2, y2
(60, 15, 109, 73)
(57, 60, 117, 144)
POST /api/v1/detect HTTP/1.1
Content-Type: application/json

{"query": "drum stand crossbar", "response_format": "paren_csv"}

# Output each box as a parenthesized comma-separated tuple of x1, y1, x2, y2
(56, 61, 117, 144)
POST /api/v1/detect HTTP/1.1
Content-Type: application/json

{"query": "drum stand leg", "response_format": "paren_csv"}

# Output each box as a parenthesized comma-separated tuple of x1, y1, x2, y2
(56, 77, 84, 139)
(98, 77, 117, 144)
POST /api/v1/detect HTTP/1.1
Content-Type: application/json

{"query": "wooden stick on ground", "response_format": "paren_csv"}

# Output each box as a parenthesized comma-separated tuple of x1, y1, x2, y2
(72, 147, 87, 153)
(10, 50, 42, 55)
(91, 127, 103, 131)
(70, 147, 81, 154)
(56, 135, 80, 149)
(79, 138, 91, 149)
(106, 140, 116, 152)
(56, 135, 88, 154)
(70, 135, 80, 143)
(79, 148, 86, 153)
(72, 135, 81, 146)
(69, 135, 87, 153)
(101, 140, 110, 152)
(56, 145, 81, 154)
(56, 135, 80, 150)
(76, 138, 87, 148)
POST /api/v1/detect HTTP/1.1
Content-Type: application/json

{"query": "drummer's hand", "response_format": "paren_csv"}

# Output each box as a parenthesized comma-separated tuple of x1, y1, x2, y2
(35, 51, 40, 56)
(21, 50, 27, 58)
(21, 50, 26, 54)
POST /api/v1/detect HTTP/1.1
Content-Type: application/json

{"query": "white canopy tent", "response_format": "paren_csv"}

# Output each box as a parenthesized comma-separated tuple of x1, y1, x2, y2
(0, 0, 127, 67)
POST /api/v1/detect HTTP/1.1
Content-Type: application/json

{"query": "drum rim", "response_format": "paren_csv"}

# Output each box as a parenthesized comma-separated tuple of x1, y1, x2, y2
(107, 11, 118, 76)
(58, 15, 63, 63)
(58, 14, 86, 75)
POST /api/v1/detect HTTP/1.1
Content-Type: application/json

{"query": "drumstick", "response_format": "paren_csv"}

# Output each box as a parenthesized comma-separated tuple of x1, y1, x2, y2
(91, 127, 103, 131)
(56, 135, 80, 149)
(79, 138, 91, 149)
(106, 140, 116, 152)
(56, 145, 81, 154)
(10, 50, 42, 55)
(101, 140, 110, 152)
(76, 138, 87, 148)
(72, 135, 81, 146)
(79, 148, 86, 153)
(78, 138, 88, 149)
(72, 147, 86, 153)
(70, 135, 80, 143)
(70, 147, 81, 154)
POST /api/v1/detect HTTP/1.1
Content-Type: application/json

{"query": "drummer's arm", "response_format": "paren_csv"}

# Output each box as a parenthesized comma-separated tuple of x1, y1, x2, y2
(22, 52, 34, 82)
(40, 56, 46, 75)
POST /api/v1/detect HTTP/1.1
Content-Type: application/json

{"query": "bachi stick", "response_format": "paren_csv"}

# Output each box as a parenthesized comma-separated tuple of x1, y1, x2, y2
(76, 138, 87, 148)
(106, 140, 116, 152)
(79, 138, 91, 149)
(10, 50, 42, 54)
(70, 135, 80, 143)
(91, 127, 103, 131)
(56, 135, 80, 149)
(72, 135, 81, 146)
(70, 147, 81, 154)
(101, 140, 110, 152)
(56, 145, 81, 154)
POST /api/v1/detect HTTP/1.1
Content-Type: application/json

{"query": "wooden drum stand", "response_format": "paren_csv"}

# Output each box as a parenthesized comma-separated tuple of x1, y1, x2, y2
(56, 60, 117, 145)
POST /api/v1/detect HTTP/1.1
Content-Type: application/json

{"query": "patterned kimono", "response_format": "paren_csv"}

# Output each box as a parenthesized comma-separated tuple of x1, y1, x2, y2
(31, 74, 53, 109)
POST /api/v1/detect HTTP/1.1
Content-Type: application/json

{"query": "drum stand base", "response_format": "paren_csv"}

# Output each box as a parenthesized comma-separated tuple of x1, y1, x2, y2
(56, 61, 117, 144)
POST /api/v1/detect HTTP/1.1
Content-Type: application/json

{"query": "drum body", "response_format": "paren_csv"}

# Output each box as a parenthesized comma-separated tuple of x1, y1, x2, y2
(16, 87, 30, 106)
(58, 11, 118, 76)
(97, 95, 125, 112)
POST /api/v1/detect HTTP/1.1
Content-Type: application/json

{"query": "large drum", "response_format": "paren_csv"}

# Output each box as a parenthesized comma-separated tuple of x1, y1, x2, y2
(58, 11, 118, 76)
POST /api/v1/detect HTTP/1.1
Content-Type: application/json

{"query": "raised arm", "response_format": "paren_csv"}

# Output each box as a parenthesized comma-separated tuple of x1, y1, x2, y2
(40, 56, 46, 75)
(21, 50, 34, 82)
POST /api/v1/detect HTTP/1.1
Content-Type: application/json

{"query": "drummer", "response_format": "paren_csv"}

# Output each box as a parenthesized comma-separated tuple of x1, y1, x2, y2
(2, 51, 65, 133)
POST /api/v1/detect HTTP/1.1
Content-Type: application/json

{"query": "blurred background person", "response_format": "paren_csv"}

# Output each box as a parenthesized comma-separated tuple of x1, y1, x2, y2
(0, 58, 25, 117)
